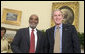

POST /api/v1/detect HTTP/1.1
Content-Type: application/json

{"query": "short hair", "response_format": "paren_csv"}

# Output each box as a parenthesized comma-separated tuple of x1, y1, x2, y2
(29, 14, 39, 20)
(52, 9, 64, 17)
(1, 27, 6, 34)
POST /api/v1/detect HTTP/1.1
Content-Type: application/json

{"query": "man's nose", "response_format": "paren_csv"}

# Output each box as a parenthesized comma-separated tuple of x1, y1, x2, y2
(32, 20, 35, 22)
(56, 17, 59, 19)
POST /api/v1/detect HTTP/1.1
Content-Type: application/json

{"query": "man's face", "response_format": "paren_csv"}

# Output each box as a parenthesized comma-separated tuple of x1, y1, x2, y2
(29, 15, 38, 29)
(53, 11, 63, 25)
(1, 30, 5, 38)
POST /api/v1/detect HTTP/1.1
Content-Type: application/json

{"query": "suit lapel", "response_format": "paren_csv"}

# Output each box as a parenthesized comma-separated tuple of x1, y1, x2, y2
(25, 27, 30, 48)
(62, 24, 69, 52)
(51, 26, 55, 40)
(51, 26, 55, 36)
(62, 24, 66, 41)
(62, 24, 69, 41)
(35, 30, 41, 52)
(50, 26, 55, 49)
(62, 24, 66, 52)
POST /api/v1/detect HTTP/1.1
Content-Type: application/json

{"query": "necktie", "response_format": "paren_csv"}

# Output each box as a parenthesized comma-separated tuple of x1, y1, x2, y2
(54, 27, 60, 53)
(29, 29, 35, 53)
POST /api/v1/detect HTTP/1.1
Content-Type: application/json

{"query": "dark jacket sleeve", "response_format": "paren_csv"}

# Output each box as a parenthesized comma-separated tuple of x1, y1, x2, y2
(38, 31, 49, 53)
(44, 30, 51, 53)
(72, 25, 81, 53)
(11, 29, 22, 53)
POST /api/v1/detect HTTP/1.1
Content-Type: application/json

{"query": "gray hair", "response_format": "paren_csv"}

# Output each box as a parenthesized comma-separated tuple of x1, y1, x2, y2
(52, 9, 64, 17)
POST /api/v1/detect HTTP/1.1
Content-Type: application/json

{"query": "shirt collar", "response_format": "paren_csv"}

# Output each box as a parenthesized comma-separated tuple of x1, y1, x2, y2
(55, 23, 62, 29)
(29, 27, 37, 32)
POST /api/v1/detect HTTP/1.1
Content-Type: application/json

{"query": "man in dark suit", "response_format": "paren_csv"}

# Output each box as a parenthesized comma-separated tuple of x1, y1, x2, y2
(11, 14, 45, 53)
(45, 9, 81, 53)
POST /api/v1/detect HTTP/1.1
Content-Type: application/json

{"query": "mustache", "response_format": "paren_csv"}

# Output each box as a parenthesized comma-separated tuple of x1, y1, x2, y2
(29, 23, 38, 28)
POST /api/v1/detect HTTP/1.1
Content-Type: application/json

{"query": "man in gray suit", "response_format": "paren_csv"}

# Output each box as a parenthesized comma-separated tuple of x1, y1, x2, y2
(45, 9, 81, 53)
(11, 14, 45, 53)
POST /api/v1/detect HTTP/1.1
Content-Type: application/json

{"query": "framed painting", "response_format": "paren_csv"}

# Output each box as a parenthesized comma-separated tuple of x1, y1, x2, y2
(1, 8, 22, 26)
(51, 2, 79, 31)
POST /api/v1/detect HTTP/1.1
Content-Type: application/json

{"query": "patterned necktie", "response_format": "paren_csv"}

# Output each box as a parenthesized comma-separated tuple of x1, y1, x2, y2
(29, 29, 35, 53)
(54, 27, 60, 53)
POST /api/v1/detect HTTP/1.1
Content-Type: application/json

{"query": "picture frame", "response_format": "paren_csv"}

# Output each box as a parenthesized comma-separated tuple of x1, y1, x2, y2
(1, 8, 22, 26)
(51, 2, 79, 31)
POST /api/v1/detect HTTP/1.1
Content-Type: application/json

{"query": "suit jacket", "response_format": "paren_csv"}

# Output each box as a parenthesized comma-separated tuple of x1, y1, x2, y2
(11, 27, 45, 53)
(45, 24, 81, 53)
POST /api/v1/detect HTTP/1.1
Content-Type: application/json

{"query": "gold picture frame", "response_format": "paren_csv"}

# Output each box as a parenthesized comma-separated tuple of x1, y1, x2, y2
(1, 8, 22, 26)
(51, 2, 79, 31)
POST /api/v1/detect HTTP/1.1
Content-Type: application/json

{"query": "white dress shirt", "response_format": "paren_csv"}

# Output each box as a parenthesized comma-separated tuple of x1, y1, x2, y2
(29, 27, 37, 50)
(54, 23, 62, 53)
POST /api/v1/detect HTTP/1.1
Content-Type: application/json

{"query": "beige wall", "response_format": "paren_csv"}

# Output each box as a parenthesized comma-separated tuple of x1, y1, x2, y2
(78, 1, 84, 33)
(1, 1, 84, 32)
